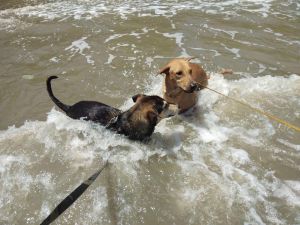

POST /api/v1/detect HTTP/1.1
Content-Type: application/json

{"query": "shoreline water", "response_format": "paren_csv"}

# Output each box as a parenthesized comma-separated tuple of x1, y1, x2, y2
(0, 1, 299, 224)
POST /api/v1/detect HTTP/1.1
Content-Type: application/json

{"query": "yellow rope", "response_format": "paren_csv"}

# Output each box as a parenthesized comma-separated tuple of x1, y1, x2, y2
(197, 83, 300, 132)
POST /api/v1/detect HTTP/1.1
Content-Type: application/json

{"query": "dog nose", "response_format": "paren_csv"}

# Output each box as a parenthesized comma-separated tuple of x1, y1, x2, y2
(165, 103, 179, 117)
(190, 82, 198, 91)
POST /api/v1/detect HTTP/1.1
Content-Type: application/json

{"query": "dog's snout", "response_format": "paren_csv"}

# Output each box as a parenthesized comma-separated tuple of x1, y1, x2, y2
(159, 102, 179, 119)
(167, 103, 179, 116)
(191, 82, 197, 88)
(190, 82, 198, 91)
(163, 101, 169, 109)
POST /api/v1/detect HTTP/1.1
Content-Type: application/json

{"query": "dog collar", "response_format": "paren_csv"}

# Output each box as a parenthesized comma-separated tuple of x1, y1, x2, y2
(105, 114, 119, 129)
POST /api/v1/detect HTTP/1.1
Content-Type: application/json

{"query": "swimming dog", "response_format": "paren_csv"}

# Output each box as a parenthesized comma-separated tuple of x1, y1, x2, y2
(158, 58, 209, 113)
(47, 76, 178, 141)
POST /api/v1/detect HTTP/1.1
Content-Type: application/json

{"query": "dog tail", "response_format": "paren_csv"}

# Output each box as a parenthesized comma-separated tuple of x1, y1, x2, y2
(47, 76, 70, 113)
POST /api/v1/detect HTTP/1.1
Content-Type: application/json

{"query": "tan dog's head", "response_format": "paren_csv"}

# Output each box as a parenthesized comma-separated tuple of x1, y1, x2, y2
(159, 57, 199, 93)
(131, 94, 179, 123)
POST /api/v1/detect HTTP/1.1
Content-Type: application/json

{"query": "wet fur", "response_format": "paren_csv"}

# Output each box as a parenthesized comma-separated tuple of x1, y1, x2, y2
(159, 58, 208, 113)
(47, 76, 177, 141)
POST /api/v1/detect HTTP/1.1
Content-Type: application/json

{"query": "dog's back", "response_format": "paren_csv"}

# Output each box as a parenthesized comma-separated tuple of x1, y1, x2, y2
(47, 76, 121, 125)
(67, 101, 121, 125)
(189, 63, 208, 89)
(47, 77, 178, 140)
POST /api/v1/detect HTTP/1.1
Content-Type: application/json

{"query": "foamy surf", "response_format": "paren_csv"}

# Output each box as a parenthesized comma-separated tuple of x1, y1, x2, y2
(1, 0, 300, 224)
(0, 73, 299, 224)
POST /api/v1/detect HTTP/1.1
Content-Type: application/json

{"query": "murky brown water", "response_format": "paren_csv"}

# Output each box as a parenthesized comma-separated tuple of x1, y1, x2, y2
(0, 0, 300, 224)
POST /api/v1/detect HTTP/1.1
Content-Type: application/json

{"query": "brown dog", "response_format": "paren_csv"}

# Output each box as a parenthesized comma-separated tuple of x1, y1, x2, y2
(47, 76, 179, 141)
(159, 58, 209, 113)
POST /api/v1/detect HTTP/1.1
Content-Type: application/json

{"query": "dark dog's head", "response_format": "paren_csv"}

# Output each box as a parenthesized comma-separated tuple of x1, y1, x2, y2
(131, 94, 178, 123)
(116, 94, 178, 140)
(159, 58, 199, 93)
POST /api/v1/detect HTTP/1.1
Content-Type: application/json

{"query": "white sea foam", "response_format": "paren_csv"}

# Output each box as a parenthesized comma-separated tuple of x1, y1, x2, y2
(160, 32, 184, 48)
(277, 139, 300, 151)
(87, 186, 109, 222)
(0, 154, 28, 173)
(104, 33, 127, 43)
(221, 43, 241, 58)
(1, 1, 300, 223)
(145, 57, 154, 67)
(49, 56, 60, 63)
(228, 147, 250, 166)
(274, 182, 300, 207)
(105, 54, 116, 64)
(0, 0, 281, 32)
(204, 25, 239, 39)
(0, 73, 299, 224)
(65, 37, 95, 65)
(0, 17, 29, 31)
(160, 31, 188, 56)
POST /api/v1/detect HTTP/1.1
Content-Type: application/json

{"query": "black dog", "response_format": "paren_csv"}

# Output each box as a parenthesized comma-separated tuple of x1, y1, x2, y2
(47, 76, 178, 140)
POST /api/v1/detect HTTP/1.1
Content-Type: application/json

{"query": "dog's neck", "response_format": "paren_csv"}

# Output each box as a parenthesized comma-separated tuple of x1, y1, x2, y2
(164, 75, 183, 98)
(107, 109, 157, 141)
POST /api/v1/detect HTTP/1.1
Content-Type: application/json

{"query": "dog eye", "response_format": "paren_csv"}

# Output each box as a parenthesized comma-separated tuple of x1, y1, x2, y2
(189, 69, 192, 74)
(155, 102, 164, 113)
(175, 71, 182, 78)
(157, 106, 163, 113)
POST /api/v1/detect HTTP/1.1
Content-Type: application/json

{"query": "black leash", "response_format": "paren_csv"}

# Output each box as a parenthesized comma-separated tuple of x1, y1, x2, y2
(40, 160, 108, 225)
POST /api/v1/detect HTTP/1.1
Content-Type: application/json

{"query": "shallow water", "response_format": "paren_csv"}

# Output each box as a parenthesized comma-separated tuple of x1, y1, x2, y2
(0, 0, 300, 224)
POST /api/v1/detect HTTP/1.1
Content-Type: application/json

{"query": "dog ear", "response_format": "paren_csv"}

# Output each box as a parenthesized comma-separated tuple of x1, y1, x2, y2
(158, 65, 170, 75)
(147, 111, 158, 124)
(132, 94, 143, 102)
(185, 57, 197, 62)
